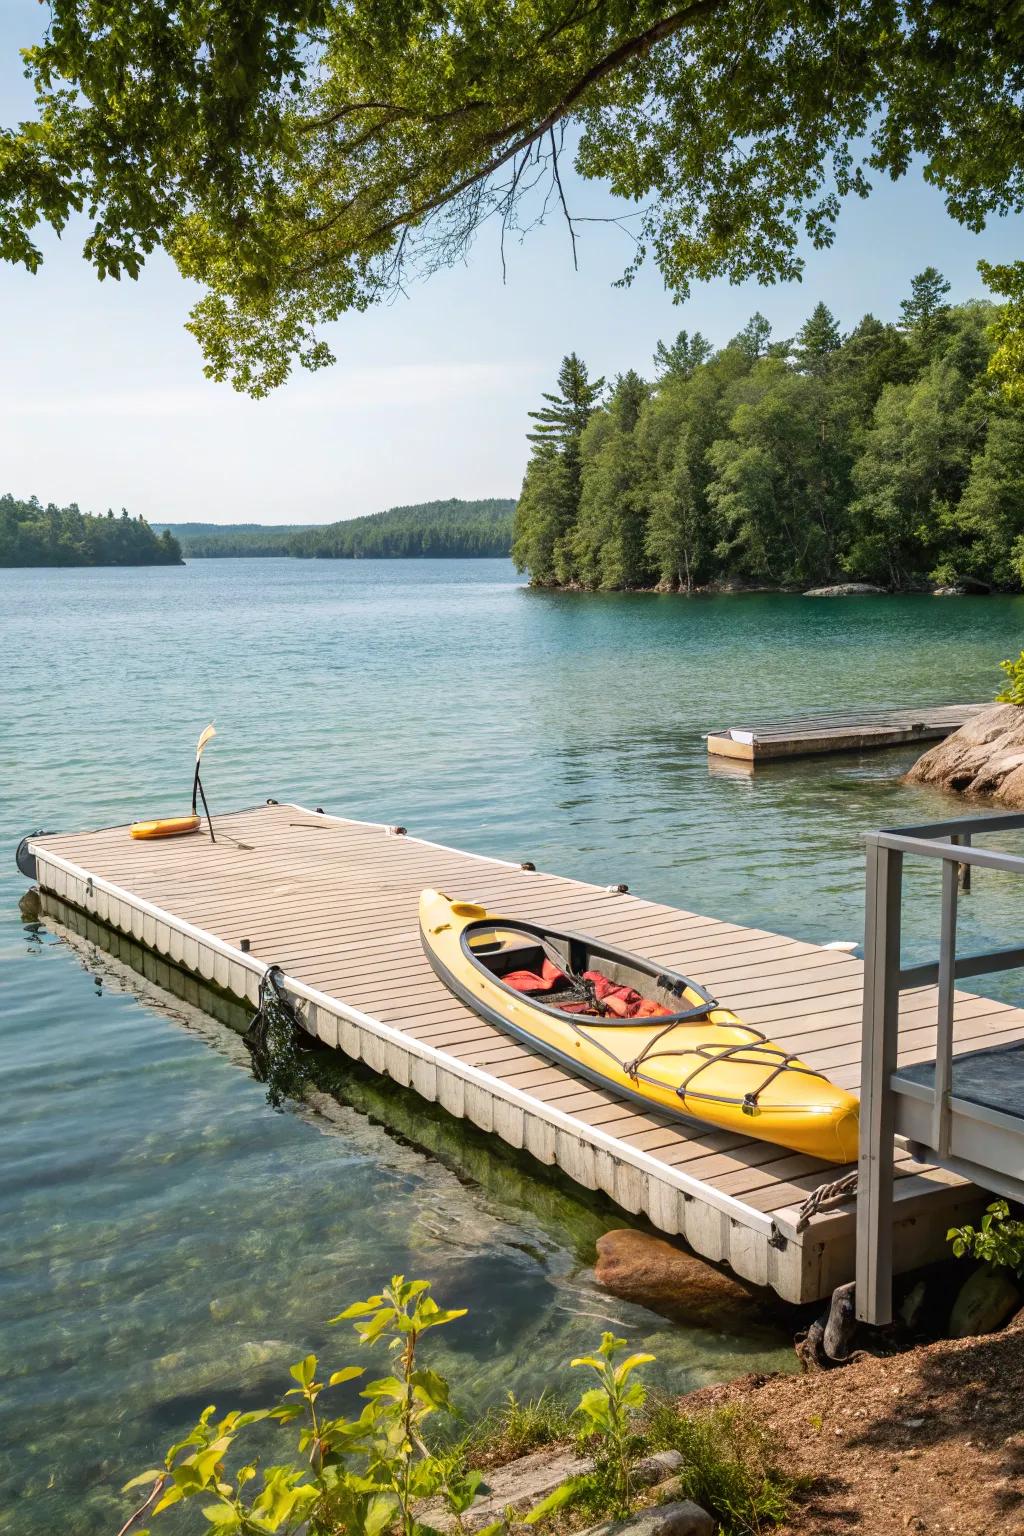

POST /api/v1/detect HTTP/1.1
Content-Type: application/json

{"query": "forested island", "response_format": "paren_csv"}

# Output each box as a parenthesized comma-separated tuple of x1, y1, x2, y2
(0, 494, 182, 567)
(168, 499, 515, 558)
(513, 270, 1024, 593)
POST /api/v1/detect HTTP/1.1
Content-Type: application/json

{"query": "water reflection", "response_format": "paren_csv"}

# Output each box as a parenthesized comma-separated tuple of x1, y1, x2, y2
(0, 889, 794, 1535)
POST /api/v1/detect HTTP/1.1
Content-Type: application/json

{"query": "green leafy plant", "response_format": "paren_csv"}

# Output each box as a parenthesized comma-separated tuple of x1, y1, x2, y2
(996, 651, 1024, 705)
(570, 1333, 654, 1519)
(948, 1200, 1024, 1275)
(117, 1285, 794, 1536)
(118, 1276, 475, 1536)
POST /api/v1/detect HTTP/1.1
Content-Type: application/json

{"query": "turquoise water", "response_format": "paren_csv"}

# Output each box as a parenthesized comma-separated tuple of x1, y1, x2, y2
(3, 558, 1024, 1533)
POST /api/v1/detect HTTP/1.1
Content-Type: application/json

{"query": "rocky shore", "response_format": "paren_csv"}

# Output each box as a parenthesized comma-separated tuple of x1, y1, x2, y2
(906, 702, 1024, 808)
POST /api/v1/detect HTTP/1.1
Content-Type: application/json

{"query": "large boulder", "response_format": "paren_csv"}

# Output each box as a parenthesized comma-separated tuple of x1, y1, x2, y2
(594, 1229, 766, 1326)
(949, 1265, 1022, 1338)
(905, 702, 1024, 808)
(803, 582, 886, 596)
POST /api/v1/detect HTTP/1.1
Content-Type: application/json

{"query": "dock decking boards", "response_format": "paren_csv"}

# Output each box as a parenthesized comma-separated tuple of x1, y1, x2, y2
(27, 803, 1018, 1304)
(706, 703, 985, 763)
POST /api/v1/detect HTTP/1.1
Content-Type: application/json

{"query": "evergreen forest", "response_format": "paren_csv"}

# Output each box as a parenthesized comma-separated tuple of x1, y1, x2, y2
(513, 271, 1024, 592)
(175, 499, 515, 558)
(0, 494, 182, 567)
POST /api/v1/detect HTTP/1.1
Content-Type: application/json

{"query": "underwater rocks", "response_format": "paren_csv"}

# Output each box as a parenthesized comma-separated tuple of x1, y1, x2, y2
(593, 1229, 767, 1327)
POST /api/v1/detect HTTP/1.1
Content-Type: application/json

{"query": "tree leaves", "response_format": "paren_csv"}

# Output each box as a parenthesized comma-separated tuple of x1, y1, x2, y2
(5, 3, 1024, 392)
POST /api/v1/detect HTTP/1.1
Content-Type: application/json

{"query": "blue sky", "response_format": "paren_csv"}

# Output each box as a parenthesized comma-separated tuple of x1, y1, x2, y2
(2, 6, 1024, 526)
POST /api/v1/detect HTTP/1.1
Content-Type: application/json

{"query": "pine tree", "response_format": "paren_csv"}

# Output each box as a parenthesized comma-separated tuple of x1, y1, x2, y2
(526, 353, 605, 457)
(573, 372, 651, 589)
(900, 267, 953, 357)
(514, 354, 605, 584)
(793, 302, 843, 376)
(652, 330, 713, 382)
(731, 312, 772, 362)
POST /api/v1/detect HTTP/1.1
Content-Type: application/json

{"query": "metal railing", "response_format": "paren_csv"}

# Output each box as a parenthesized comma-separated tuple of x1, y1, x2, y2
(856, 810, 1024, 1325)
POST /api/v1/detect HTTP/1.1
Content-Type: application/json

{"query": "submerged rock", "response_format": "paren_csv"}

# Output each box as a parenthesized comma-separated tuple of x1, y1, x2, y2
(803, 582, 886, 596)
(594, 1229, 766, 1326)
(949, 1265, 1021, 1338)
(905, 702, 1024, 808)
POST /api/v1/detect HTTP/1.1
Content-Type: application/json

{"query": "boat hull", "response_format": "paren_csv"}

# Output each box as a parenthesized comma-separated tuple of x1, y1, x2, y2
(419, 889, 859, 1164)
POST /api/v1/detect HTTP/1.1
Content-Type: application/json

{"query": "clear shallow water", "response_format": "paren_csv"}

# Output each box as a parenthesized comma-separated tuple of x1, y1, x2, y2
(2, 559, 1024, 1532)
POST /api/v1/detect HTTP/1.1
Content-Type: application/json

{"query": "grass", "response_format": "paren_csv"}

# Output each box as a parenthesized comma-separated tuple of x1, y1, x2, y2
(439, 1391, 576, 1470)
(639, 1397, 800, 1536)
(434, 1391, 796, 1536)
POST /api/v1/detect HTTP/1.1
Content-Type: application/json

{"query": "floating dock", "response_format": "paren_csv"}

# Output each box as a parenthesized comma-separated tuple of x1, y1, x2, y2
(24, 803, 1024, 1305)
(706, 703, 985, 763)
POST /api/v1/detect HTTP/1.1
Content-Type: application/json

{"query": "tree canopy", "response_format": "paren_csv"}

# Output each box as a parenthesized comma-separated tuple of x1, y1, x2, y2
(3, 3, 1024, 393)
(513, 274, 1024, 593)
(0, 493, 183, 566)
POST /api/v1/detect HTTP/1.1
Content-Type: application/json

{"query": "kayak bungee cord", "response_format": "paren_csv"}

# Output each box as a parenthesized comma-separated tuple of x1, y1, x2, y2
(421, 891, 860, 1162)
(471, 921, 827, 1113)
(466, 915, 843, 1114)
(562, 1008, 833, 1114)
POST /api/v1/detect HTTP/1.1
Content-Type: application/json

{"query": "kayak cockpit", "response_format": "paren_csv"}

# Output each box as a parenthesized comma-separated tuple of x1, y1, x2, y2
(461, 919, 717, 1025)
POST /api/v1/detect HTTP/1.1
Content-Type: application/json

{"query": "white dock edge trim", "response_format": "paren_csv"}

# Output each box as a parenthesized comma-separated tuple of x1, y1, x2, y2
(30, 840, 779, 1239)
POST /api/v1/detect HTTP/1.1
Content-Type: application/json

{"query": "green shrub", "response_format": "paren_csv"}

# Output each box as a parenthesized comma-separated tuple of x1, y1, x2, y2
(119, 1276, 478, 1536)
(996, 650, 1024, 704)
(948, 1199, 1024, 1275)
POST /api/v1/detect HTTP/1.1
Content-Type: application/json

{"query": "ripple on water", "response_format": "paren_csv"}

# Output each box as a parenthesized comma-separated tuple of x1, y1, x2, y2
(3, 561, 1024, 1534)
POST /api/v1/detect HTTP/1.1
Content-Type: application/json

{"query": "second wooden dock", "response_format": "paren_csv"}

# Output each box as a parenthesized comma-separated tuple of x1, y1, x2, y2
(706, 703, 985, 763)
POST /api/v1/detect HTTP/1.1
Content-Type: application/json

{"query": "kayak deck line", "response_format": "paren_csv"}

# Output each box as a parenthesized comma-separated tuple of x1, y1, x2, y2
(25, 801, 1020, 1306)
(706, 702, 987, 763)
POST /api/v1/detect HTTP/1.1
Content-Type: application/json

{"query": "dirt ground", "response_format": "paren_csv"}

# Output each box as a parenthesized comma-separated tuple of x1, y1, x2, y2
(686, 1318, 1024, 1535)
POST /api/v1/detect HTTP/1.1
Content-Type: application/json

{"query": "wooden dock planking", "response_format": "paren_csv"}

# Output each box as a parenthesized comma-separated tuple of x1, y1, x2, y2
(706, 702, 986, 763)
(26, 801, 1021, 1304)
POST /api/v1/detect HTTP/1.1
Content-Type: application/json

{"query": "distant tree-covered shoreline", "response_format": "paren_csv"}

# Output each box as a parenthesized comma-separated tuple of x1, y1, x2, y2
(176, 499, 515, 558)
(0, 494, 182, 567)
(513, 272, 1024, 594)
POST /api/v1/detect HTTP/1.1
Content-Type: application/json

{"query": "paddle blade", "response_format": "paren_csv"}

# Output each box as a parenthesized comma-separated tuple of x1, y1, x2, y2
(195, 723, 216, 762)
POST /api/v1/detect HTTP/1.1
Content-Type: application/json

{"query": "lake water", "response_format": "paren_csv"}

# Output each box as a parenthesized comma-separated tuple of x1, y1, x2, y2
(3, 558, 1023, 1533)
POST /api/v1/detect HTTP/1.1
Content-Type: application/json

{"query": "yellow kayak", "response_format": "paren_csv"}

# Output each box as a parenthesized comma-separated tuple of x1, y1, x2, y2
(130, 814, 202, 841)
(420, 889, 859, 1164)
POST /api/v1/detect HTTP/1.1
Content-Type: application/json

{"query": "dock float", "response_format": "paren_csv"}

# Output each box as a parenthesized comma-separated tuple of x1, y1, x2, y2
(23, 802, 1024, 1305)
(706, 703, 985, 763)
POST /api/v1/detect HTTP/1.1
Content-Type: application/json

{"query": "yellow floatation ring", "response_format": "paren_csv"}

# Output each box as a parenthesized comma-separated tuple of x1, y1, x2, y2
(130, 814, 202, 840)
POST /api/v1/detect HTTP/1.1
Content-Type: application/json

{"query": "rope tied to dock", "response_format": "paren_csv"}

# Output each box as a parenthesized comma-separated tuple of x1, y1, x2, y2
(243, 966, 313, 1109)
(795, 1171, 858, 1231)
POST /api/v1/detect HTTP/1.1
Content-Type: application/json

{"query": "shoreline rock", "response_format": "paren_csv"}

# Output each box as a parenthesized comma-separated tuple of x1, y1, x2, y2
(803, 582, 886, 597)
(905, 702, 1024, 808)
